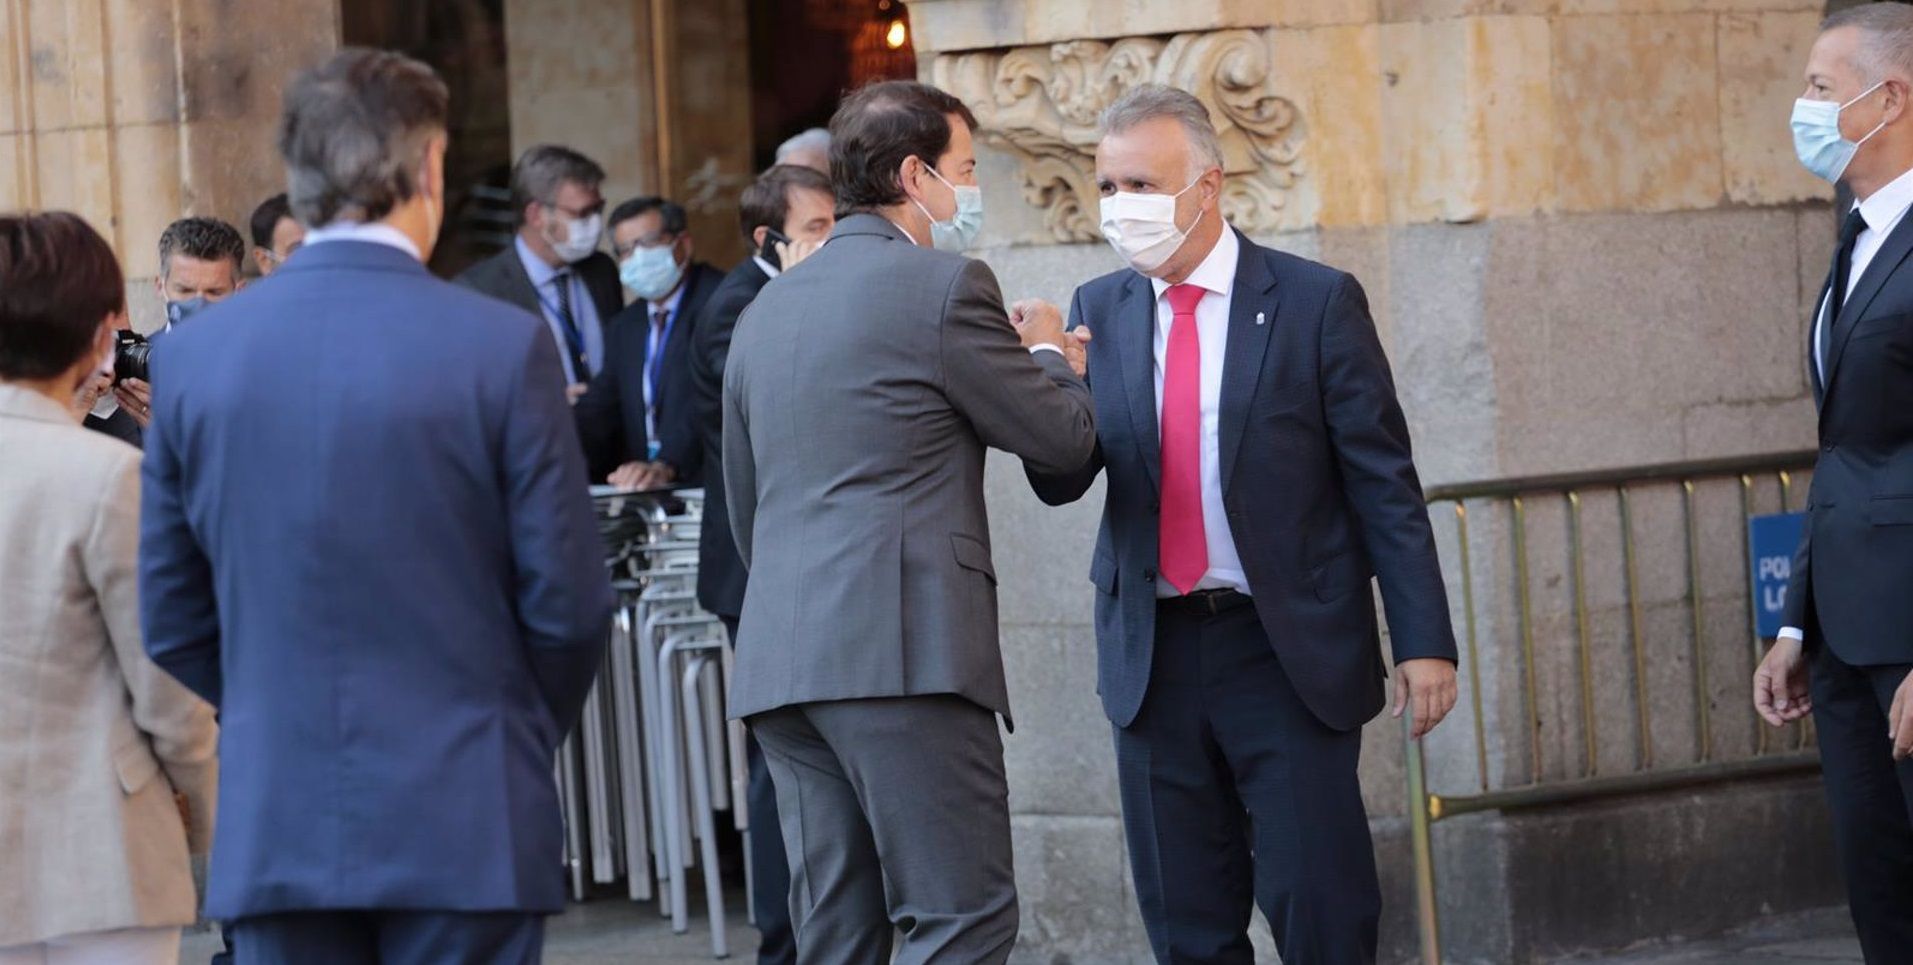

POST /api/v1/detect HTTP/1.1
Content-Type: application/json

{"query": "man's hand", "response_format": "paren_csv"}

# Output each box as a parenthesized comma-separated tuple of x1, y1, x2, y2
(1754, 637, 1813, 728)
(774, 238, 823, 271)
(1393, 658, 1458, 740)
(566, 383, 589, 405)
(1063, 326, 1092, 378)
(115, 378, 153, 427)
(609, 460, 676, 491)
(72, 371, 112, 419)
(1889, 670, 1913, 759)
(1008, 298, 1066, 351)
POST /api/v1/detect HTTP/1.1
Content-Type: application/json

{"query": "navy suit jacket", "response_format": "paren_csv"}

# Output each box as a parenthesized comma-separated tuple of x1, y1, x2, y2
(1782, 208, 1913, 665)
(139, 240, 614, 918)
(575, 261, 724, 482)
(678, 258, 772, 619)
(1030, 232, 1457, 731)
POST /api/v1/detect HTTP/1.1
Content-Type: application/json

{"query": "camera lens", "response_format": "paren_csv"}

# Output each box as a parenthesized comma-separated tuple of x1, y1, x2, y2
(113, 330, 150, 384)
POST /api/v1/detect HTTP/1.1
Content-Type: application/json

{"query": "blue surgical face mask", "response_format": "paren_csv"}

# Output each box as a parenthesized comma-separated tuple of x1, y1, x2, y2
(620, 244, 685, 302)
(1793, 81, 1888, 183)
(165, 296, 210, 330)
(913, 164, 984, 251)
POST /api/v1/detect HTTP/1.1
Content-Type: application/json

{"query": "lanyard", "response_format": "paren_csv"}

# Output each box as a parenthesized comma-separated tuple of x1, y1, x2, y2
(532, 275, 589, 380)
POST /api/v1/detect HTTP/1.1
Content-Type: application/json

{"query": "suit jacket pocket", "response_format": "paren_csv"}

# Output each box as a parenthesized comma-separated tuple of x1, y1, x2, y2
(1310, 551, 1371, 603)
(113, 740, 161, 795)
(1870, 494, 1913, 526)
(952, 533, 998, 586)
(1089, 551, 1118, 595)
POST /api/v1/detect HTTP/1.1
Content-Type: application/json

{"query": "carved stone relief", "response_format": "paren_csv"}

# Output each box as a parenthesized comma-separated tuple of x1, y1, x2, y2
(931, 29, 1305, 243)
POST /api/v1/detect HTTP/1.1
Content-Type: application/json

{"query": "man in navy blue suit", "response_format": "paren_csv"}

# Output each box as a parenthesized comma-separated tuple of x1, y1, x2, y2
(1030, 85, 1459, 964)
(139, 48, 613, 965)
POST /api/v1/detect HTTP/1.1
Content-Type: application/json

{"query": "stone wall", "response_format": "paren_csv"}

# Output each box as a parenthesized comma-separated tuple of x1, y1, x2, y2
(0, 0, 339, 330)
(911, 0, 1844, 960)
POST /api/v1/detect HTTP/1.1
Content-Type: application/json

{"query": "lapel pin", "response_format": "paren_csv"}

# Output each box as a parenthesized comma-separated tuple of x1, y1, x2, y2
(1255, 311, 1266, 326)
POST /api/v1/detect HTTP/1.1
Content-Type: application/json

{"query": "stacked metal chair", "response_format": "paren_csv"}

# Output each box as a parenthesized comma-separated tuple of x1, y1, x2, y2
(555, 486, 737, 958)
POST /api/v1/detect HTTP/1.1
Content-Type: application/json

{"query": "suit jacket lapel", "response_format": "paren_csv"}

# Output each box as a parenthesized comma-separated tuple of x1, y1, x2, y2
(1114, 273, 1161, 491)
(1218, 233, 1278, 490)
(1826, 211, 1913, 391)
(499, 247, 544, 318)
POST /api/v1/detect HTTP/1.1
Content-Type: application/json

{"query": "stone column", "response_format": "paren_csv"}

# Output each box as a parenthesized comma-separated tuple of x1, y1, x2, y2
(911, 0, 1839, 960)
(505, 0, 753, 267)
(0, 0, 339, 329)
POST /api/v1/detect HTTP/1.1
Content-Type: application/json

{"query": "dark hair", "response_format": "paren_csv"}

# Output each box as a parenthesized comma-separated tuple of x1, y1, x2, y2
(511, 145, 606, 224)
(828, 80, 979, 215)
(738, 165, 833, 244)
(249, 192, 294, 249)
(0, 212, 125, 381)
(279, 47, 449, 227)
(159, 217, 246, 278)
(609, 196, 688, 237)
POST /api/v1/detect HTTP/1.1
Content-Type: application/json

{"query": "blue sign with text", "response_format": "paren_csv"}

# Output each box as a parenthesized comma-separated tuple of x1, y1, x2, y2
(1748, 512, 1805, 639)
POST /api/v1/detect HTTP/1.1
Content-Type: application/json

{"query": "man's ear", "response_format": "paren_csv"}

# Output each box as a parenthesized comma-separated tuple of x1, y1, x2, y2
(751, 225, 769, 251)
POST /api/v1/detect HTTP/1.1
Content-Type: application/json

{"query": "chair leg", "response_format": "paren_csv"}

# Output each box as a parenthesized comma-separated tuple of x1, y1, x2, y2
(683, 654, 731, 959)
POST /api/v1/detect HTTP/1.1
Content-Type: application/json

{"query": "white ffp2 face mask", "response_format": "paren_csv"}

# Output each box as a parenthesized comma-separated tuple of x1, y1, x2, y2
(1099, 176, 1205, 276)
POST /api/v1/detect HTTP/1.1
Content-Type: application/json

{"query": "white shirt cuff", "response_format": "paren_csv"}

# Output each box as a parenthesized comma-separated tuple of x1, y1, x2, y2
(1777, 626, 1804, 642)
(1029, 344, 1064, 357)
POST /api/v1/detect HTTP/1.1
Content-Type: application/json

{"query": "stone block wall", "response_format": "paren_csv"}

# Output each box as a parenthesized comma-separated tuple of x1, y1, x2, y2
(0, 0, 338, 330)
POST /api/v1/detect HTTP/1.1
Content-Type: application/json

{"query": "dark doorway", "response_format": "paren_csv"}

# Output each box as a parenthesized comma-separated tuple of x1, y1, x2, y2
(747, 0, 917, 172)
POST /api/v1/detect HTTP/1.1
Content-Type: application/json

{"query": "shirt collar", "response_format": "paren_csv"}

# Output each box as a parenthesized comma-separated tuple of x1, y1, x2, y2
(751, 255, 782, 280)
(1856, 166, 1913, 233)
(514, 234, 572, 287)
(302, 221, 422, 262)
(1149, 224, 1239, 300)
(650, 274, 689, 319)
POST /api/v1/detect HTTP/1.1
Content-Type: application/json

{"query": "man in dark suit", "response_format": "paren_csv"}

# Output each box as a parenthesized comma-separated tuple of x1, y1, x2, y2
(725, 81, 1095, 963)
(575, 196, 725, 488)
(1756, 8, 1913, 960)
(139, 50, 612, 965)
(664, 162, 834, 965)
(456, 144, 623, 403)
(1030, 85, 1459, 964)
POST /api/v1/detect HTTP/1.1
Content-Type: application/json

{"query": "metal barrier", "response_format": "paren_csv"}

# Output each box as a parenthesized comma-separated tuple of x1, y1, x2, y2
(1405, 451, 1822, 963)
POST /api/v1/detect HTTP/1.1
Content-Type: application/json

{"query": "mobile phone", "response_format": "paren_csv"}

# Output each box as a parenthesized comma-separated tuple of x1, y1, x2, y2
(759, 227, 793, 270)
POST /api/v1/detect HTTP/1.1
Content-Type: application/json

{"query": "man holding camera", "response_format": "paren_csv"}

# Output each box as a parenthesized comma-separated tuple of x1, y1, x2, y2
(77, 217, 246, 447)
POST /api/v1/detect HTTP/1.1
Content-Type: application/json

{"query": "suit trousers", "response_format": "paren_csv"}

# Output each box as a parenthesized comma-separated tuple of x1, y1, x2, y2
(724, 617, 797, 965)
(1809, 621, 1913, 964)
(230, 911, 542, 965)
(0, 927, 179, 965)
(1115, 602, 1380, 965)
(750, 695, 1018, 965)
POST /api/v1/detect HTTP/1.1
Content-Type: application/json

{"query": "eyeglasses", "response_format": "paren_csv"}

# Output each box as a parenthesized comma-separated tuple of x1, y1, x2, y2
(612, 233, 679, 260)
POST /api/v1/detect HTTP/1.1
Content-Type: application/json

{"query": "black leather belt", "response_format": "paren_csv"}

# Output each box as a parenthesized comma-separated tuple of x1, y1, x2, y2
(1158, 588, 1253, 616)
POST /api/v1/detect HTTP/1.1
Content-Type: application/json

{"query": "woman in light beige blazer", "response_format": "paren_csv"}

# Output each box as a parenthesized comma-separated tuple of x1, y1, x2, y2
(0, 212, 217, 964)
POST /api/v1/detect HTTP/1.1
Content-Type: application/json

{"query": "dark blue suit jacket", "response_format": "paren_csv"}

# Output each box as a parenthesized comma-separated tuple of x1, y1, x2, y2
(575, 261, 724, 482)
(139, 240, 614, 918)
(1030, 232, 1457, 731)
(1783, 209, 1913, 665)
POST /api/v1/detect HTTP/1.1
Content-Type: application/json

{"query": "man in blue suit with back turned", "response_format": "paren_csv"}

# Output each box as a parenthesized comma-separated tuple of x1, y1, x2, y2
(139, 48, 613, 965)
(1030, 85, 1459, 964)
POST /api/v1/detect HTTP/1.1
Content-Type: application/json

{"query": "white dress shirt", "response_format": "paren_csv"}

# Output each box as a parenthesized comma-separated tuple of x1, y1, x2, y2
(1150, 226, 1248, 597)
(752, 254, 782, 280)
(1779, 167, 1913, 645)
(302, 220, 422, 260)
(514, 235, 606, 385)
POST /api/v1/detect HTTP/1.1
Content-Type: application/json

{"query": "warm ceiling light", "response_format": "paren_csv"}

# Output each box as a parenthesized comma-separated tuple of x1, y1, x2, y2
(884, 18, 907, 49)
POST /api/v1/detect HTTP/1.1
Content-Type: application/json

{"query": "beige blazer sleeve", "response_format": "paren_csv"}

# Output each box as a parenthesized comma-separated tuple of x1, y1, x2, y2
(88, 451, 219, 854)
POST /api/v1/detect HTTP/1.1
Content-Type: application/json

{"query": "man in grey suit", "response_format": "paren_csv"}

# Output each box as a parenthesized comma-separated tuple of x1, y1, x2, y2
(722, 80, 1097, 964)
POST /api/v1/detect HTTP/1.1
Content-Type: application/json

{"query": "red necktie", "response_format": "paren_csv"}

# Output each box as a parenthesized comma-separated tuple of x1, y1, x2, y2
(1160, 283, 1208, 595)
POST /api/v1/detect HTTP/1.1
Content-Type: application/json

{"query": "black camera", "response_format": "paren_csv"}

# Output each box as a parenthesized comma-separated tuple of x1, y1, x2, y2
(113, 329, 151, 384)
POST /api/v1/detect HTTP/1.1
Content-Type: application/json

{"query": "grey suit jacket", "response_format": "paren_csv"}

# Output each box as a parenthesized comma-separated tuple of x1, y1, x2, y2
(722, 214, 1096, 724)
(0, 383, 218, 946)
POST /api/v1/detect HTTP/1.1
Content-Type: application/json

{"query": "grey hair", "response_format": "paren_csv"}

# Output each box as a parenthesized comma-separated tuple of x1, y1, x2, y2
(1824, 2, 1913, 83)
(510, 145, 606, 224)
(775, 127, 831, 163)
(278, 48, 448, 228)
(1100, 84, 1225, 180)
